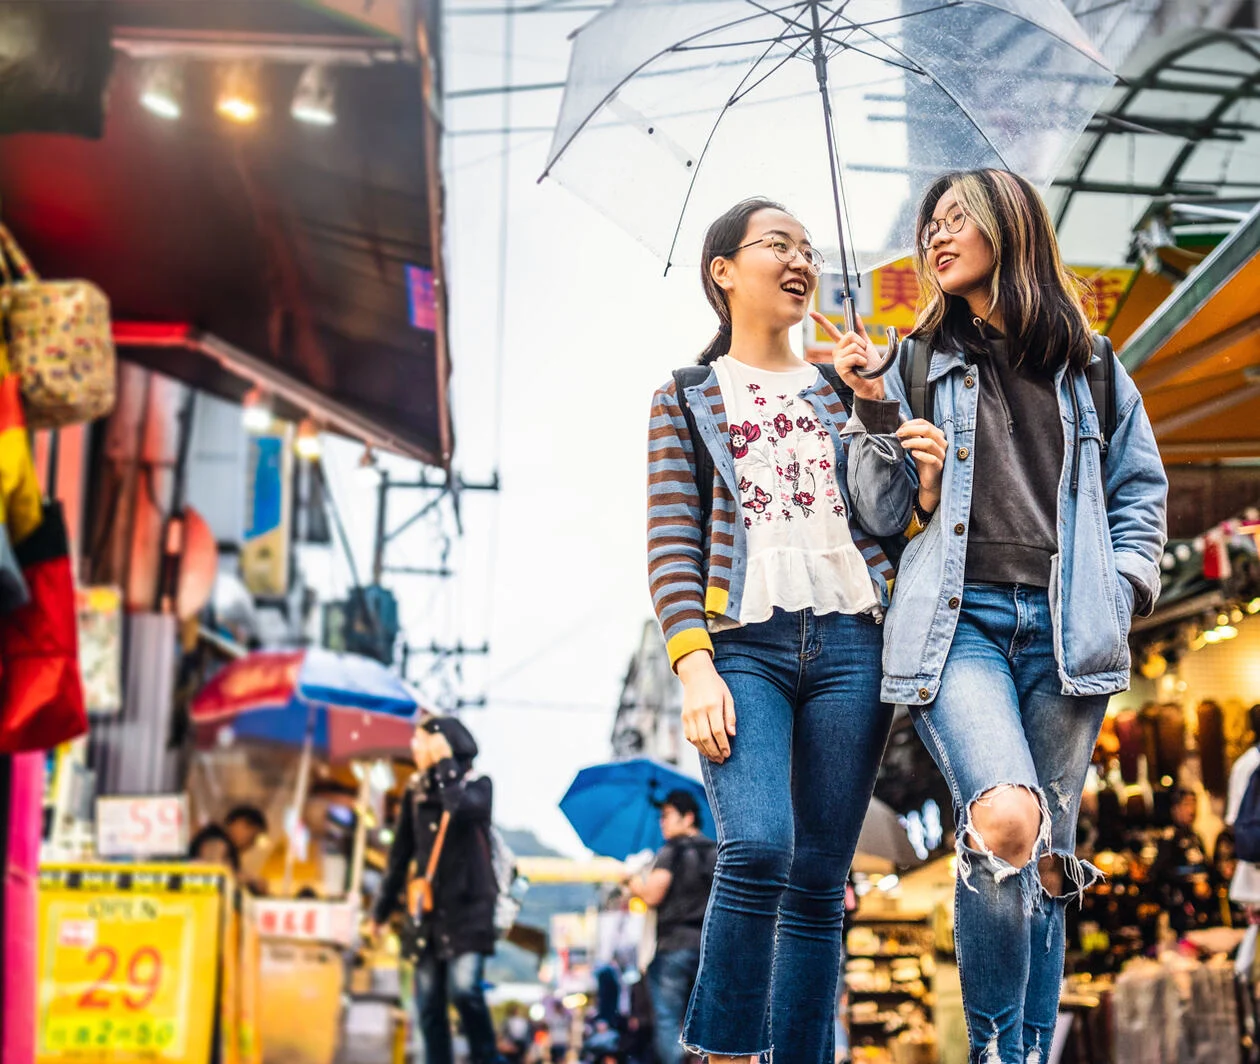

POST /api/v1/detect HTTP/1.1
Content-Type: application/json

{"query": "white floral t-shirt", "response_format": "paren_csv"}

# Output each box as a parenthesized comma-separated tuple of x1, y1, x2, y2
(713, 355, 878, 627)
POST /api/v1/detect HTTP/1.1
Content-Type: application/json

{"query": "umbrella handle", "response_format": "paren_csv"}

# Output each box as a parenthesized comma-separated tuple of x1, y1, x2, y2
(839, 296, 900, 380)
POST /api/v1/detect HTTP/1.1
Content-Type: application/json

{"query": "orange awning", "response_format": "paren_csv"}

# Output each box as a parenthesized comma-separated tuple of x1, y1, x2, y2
(1119, 202, 1260, 465)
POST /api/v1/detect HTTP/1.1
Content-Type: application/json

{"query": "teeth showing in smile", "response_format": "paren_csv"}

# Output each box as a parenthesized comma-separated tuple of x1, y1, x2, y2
(782, 281, 806, 296)
(937, 254, 957, 269)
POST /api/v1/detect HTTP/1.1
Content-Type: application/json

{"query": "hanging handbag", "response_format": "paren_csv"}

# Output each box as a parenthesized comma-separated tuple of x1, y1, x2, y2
(0, 222, 115, 429)
(398, 809, 451, 961)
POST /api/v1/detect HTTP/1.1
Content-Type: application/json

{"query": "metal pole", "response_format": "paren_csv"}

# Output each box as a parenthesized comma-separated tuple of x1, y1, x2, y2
(372, 469, 389, 585)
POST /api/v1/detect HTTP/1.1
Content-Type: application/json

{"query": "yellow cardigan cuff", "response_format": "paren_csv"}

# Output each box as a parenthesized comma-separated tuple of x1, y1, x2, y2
(667, 628, 714, 671)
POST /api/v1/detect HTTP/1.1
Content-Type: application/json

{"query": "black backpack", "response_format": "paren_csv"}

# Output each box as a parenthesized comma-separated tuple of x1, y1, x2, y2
(898, 333, 1118, 455)
(672, 363, 854, 531)
(1235, 756, 1260, 862)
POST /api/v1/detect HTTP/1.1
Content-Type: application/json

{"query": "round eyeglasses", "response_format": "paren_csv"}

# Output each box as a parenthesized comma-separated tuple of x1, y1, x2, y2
(920, 205, 968, 250)
(728, 233, 824, 276)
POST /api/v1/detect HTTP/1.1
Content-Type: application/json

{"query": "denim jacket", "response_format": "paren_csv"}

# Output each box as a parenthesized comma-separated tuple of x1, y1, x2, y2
(846, 341, 1168, 705)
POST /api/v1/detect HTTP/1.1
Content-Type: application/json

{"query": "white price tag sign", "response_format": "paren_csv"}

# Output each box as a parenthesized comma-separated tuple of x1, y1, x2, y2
(95, 795, 190, 858)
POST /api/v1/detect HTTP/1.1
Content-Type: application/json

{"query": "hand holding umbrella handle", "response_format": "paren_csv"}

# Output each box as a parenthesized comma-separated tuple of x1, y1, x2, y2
(841, 297, 900, 380)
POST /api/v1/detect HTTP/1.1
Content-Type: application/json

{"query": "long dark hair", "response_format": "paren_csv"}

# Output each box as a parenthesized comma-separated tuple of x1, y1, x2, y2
(909, 169, 1093, 375)
(697, 197, 788, 365)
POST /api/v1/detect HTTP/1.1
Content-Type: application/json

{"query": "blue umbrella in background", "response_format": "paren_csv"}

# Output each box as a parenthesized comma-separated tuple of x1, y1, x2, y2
(561, 758, 713, 860)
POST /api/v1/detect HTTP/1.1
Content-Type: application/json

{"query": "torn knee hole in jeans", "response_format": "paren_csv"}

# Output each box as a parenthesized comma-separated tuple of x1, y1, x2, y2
(955, 784, 1051, 915)
(1038, 850, 1103, 905)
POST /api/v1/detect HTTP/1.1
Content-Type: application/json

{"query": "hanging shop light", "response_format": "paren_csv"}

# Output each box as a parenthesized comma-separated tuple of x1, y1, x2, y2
(217, 63, 261, 124)
(1218, 625, 1240, 640)
(295, 418, 322, 460)
(291, 63, 336, 127)
(140, 61, 183, 120)
(241, 387, 273, 432)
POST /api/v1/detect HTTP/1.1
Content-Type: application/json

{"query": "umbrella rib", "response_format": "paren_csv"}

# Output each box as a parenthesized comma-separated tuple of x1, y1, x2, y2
(662, 12, 824, 266)
(830, 9, 1013, 169)
(542, 2, 810, 177)
(727, 34, 817, 106)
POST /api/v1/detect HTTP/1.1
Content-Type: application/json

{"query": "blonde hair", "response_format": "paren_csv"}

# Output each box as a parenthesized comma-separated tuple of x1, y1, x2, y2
(909, 169, 1093, 374)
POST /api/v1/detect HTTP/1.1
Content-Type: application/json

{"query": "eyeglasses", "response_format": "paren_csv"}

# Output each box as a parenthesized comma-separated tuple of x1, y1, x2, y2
(728, 233, 824, 276)
(920, 205, 969, 250)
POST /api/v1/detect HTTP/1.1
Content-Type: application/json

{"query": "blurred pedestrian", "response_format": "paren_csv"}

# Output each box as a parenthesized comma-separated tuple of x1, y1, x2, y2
(646, 198, 908, 1063)
(625, 790, 714, 1064)
(1227, 704, 1260, 921)
(847, 167, 1167, 1063)
(1152, 787, 1213, 935)
(371, 715, 497, 1064)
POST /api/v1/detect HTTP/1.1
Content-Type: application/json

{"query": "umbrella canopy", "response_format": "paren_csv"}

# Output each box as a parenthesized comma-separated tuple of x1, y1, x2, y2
(561, 758, 713, 860)
(543, 0, 1113, 280)
(191, 647, 419, 761)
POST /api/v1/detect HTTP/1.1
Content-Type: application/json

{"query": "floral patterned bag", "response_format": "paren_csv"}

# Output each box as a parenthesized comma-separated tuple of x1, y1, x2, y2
(0, 222, 115, 429)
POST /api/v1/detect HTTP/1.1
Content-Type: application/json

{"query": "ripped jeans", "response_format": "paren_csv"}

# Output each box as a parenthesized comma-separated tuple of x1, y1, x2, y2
(911, 584, 1108, 1064)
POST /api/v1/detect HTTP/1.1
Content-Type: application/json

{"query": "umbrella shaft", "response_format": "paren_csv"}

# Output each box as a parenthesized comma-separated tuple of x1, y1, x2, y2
(808, 4, 852, 297)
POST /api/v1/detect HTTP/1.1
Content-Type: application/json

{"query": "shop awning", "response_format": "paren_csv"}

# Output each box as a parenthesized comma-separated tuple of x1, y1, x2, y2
(0, 1, 452, 467)
(1118, 202, 1260, 464)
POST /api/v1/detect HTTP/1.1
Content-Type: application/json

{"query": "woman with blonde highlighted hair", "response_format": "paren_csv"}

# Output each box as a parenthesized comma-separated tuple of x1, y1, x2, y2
(847, 169, 1168, 1063)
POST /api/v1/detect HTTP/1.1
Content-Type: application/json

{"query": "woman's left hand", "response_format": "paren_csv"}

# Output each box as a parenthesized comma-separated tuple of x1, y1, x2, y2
(810, 310, 883, 401)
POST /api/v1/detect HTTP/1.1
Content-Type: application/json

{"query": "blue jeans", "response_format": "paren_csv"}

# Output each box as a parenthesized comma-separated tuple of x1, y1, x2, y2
(911, 584, 1108, 1064)
(682, 608, 891, 1063)
(414, 951, 497, 1064)
(648, 948, 700, 1064)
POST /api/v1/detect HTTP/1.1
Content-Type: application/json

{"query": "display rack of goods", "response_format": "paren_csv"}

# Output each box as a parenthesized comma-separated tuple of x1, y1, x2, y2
(845, 914, 936, 1050)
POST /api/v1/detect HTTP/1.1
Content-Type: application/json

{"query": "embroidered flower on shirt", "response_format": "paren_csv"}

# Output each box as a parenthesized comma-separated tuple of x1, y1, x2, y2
(785, 461, 800, 482)
(781, 509, 794, 522)
(773, 413, 792, 438)
(738, 476, 752, 492)
(833, 504, 845, 516)
(754, 396, 767, 406)
(816, 429, 829, 440)
(819, 459, 831, 471)
(744, 516, 752, 529)
(729, 421, 761, 458)
(796, 416, 817, 432)
(747, 383, 761, 393)
(742, 486, 773, 513)
(793, 490, 815, 511)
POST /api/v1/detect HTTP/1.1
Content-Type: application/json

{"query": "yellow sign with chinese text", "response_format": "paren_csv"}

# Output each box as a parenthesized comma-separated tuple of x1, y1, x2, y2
(37, 864, 227, 1064)
(808, 259, 1135, 355)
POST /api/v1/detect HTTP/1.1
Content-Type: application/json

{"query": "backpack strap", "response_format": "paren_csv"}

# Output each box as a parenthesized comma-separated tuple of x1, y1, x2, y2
(1090, 333, 1117, 457)
(898, 336, 934, 425)
(672, 366, 715, 531)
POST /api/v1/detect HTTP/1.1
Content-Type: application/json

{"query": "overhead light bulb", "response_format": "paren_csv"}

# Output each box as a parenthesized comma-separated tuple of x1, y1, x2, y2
(291, 63, 336, 127)
(242, 387, 273, 432)
(295, 418, 322, 460)
(140, 61, 183, 120)
(1203, 628, 1222, 644)
(1218, 625, 1239, 640)
(217, 63, 260, 124)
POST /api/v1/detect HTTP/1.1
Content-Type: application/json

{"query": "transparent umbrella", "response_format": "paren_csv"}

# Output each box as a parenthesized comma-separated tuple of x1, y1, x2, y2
(542, 0, 1114, 375)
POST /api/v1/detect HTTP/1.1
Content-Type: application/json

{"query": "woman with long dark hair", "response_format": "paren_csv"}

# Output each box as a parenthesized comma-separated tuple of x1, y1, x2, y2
(848, 169, 1167, 1063)
(645, 197, 941, 1063)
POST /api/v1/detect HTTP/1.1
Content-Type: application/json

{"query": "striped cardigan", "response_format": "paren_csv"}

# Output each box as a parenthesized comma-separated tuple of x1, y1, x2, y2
(647, 363, 906, 669)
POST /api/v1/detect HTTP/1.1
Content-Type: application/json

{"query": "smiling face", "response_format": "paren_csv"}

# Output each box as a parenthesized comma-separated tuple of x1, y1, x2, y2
(925, 188, 996, 309)
(710, 208, 819, 334)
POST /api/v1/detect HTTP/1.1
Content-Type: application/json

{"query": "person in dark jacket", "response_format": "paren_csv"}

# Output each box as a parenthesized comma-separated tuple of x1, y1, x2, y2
(371, 714, 497, 1064)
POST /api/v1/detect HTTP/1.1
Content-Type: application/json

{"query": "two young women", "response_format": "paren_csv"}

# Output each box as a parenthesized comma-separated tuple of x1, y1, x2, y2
(645, 169, 1167, 1064)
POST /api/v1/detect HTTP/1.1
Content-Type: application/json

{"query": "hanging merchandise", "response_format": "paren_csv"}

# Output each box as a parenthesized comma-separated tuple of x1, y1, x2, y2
(0, 371, 40, 612)
(0, 501, 87, 754)
(0, 222, 115, 429)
